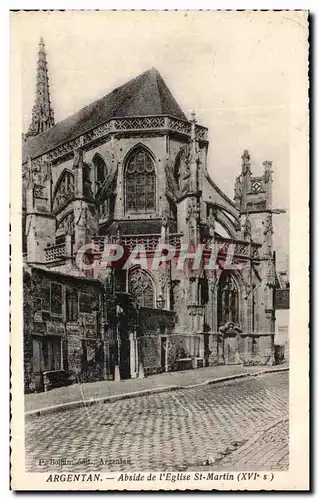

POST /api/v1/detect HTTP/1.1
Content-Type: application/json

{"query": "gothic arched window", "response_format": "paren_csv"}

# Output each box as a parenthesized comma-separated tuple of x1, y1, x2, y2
(52, 170, 74, 213)
(128, 268, 155, 308)
(93, 154, 107, 191)
(217, 272, 239, 327)
(125, 148, 156, 212)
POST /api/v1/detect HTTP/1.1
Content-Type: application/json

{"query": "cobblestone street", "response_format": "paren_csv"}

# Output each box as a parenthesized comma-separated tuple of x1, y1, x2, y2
(25, 372, 288, 472)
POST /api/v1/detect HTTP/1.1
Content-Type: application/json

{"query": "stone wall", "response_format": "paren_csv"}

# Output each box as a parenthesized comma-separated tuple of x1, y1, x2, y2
(83, 135, 167, 221)
(67, 334, 105, 383)
(206, 331, 274, 367)
(238, 334, 274, 366)
(138, 307, 176, 375)
(23, 270, 34, 391)
(137, 306, 205, 374)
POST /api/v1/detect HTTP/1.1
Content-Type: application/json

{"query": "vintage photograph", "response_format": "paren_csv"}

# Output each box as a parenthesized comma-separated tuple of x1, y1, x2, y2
(11, 10, 308, 490)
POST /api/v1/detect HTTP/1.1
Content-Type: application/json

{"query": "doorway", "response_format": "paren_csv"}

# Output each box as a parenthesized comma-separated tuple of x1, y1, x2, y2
(119, 338, 131, 379)
(223, 335, 239, 365)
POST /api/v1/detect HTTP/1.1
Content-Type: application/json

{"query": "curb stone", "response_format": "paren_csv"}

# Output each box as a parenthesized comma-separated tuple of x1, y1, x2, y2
(25, 385, 180, 420)
(25, 366, 289, 420)
(209, 416, 289, 467)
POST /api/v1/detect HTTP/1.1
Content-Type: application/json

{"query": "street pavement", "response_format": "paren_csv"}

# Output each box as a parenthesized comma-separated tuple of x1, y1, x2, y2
(214, 419, 289, 471)
(25, 372, 288, 472)
(25, 364, 287, 412)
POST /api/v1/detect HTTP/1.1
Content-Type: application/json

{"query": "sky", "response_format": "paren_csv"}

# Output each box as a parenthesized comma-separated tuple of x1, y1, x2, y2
(12, 10, 304, 270)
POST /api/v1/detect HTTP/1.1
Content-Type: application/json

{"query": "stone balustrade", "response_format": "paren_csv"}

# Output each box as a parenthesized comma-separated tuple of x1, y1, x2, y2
(206, 235, 261, 260)
(92, 233, 183, 253)
(44, 242, 67, 262)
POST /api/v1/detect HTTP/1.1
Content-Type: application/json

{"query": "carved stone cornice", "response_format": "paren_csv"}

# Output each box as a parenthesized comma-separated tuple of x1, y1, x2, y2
(24, 115, 208, 166)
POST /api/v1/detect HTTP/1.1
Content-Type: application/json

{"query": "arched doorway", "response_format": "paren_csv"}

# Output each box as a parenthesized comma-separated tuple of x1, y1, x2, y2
(114, 269, 155, 379)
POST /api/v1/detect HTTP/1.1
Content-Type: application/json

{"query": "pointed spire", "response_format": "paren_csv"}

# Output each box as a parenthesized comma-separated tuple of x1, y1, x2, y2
(26, 38, 55, 138)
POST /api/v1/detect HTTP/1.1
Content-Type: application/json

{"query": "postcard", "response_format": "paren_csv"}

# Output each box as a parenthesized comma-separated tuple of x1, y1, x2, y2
(10, 10, 309, 490)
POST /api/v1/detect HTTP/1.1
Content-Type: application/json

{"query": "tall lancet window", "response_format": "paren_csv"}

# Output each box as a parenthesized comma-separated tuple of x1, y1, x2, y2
(125, 148, 156, 212)
(93, 154, 107, 192)
(217, 272, 240, 327)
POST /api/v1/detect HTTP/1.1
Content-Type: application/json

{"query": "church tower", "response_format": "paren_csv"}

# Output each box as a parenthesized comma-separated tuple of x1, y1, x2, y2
(234, 150, 276, 363)
(24, 38, 56, 264)
(25, 37, 55, 139)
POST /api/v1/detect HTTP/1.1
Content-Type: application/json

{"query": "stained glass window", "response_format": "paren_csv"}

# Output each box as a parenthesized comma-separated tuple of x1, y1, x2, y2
(128, 269, 155, 308)
(125, 149, 156, 212)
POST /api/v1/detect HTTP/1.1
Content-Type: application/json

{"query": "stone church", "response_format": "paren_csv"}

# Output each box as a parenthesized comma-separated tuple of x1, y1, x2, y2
(22, 39, 278, 392)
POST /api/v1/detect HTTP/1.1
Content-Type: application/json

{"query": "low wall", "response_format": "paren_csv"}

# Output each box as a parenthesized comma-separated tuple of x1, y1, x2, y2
(207, 332, 275, 366)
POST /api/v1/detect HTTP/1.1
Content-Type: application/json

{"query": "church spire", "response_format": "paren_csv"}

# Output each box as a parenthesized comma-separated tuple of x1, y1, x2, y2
(26, 37, 55, 138)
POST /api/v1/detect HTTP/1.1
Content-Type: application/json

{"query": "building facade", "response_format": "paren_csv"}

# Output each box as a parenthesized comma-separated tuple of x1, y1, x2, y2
(22, 40, 280, 391)
(274, 268, 290, 362)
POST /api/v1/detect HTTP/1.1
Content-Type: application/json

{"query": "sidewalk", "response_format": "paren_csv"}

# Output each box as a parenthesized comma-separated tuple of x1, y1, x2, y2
(25, 363, 288, 414)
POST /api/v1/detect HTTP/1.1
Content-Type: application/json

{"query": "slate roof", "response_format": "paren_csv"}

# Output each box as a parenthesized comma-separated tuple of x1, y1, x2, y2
(23, 68, 187, 162)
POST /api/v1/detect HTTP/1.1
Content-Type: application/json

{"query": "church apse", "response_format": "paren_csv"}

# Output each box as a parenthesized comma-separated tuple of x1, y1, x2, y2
(22, 45, 280, 390)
